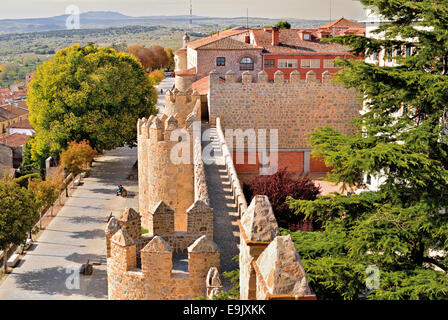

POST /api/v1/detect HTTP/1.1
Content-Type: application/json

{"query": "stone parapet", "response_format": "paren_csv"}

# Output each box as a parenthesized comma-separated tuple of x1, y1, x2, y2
(107, 230, 221, 300)
(216, 117, 248, 217)
(238, 196, 316, 300)
(208, 69, 361, 149)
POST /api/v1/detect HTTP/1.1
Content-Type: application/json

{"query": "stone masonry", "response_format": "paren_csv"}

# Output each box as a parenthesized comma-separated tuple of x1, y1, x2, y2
(208, 69, 361, 149)
(238, 196, 316, 300)
(137, 88, 203, 231)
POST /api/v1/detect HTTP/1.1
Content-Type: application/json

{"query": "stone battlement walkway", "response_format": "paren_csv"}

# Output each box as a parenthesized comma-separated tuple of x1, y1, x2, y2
(202, 124, 240, 291)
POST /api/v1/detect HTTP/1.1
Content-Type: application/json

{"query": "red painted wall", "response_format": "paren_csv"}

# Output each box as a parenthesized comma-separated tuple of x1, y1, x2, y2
(232, 151, 331, 174)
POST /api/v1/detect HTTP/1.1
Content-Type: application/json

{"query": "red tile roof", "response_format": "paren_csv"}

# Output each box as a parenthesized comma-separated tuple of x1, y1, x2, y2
(187, 27, 249, 50)
(197, 37, 261, 50)
(0, 133, 29, 147)
(192, 75, 224, 95)
(251, 29, 354, 55)
(176, 67, 196, 76)
(1, 104, 29, 116)
(318, 17, 365, 30)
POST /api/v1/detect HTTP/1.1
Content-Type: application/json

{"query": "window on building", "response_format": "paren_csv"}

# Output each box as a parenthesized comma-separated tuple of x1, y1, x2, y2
(264, 59, 275, 68)
(240, 57, 254, 71)
(303, 34, 311, 40)
(278, 59, 298, 68)
(323, 59, 338, 68)
(372, 50, 379, 61)
(405, 45, 412, 57)
(216, 57, 226, 66)
(386, 48, 393, 62)
(396, 45, 402, 57)
(301, 59, 320, 68)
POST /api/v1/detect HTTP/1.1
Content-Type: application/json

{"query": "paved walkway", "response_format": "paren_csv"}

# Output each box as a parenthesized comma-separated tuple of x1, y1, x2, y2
(155, 76, 175, 114)
(202, 125, 240, 291)
(0, 147, 138, 300)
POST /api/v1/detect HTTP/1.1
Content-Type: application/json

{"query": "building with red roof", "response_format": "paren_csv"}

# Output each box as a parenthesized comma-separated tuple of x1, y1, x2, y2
(181, 18, 365, 86)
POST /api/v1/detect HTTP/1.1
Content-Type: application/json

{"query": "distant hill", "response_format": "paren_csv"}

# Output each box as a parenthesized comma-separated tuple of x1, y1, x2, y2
(0, 11, 330, 34)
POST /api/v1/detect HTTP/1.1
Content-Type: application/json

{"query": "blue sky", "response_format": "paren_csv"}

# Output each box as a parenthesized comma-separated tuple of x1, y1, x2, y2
(0, 0, 367, 20)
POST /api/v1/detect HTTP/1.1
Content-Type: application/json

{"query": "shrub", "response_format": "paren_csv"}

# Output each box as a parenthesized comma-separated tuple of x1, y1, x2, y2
(60, 140, 97, 176)
(243, 168, 321, 231)
(148, 69, 165, 85)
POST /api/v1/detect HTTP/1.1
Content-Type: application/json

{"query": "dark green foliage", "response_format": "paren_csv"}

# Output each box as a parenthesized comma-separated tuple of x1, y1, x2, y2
(275, 21, 291, 29)
(0, 177, 39, 272)
(14, 173, 40, 188)
(287, 0, 448, 299)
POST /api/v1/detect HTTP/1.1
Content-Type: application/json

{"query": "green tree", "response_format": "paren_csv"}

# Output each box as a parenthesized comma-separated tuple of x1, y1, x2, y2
(0, 177, 39, 273)
(27, 44, 158, 170)
(287, 0, 448, 299)
(275, 21, 291, 29)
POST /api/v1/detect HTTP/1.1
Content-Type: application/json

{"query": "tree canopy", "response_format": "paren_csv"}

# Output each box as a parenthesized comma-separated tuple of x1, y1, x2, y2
(287, 0, 448, 299)
(0, 177, 39, 273)
(27, 44, 158, 169)
(128, 45, 170, 72)
(275, 21, 291, 29)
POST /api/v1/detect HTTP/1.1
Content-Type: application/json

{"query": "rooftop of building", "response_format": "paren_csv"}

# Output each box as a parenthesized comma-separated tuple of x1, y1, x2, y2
(192, 75, 225, 95)
(318, 17, 365, 30)
(187, 27, 250, 50)
(251, 28, 356, 55)
(1, 103, 29, 117)
(0, 107, 18, 121)
(185, 19, 364, 55)
(0, 133, 29, 148)
(8, 118, 33, 130)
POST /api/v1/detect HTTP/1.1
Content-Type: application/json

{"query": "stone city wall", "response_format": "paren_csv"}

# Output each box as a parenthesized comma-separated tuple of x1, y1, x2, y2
(208, 69, 361, 150)
(106, 207, 220, 300)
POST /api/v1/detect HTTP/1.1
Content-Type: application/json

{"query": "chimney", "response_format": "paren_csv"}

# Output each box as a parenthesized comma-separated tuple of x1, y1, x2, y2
(272, 27, 279, 46)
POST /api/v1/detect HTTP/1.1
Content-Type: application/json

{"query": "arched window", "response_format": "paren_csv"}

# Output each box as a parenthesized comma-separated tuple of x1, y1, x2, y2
(240, 57, 254, 71)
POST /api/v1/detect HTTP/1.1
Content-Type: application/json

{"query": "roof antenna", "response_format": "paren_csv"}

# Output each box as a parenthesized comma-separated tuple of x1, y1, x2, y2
(330, 0, 332, 23)
(246, 8, 249, 29)
(189, 0, 193, 32)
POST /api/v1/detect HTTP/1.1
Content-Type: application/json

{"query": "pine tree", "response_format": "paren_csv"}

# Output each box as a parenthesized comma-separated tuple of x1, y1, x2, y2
(287, 0, 448, 299)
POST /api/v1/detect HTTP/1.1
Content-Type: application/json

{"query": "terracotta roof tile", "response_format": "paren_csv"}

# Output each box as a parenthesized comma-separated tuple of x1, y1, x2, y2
(1, 104, 29, 117)
(192, 75, 225, 95)
(176, 67, 196, 76)
(198, 37, 262, 50)
(251, 29, 355, 55)
(0, 133, 29, 147)
(0, 107, 17, 121)
(318, 17, 365, 30)
(187, 27, 249, 50)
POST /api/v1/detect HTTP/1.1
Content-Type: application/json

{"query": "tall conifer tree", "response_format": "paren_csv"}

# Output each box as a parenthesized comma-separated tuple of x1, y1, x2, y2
(287, 0, 448, 299)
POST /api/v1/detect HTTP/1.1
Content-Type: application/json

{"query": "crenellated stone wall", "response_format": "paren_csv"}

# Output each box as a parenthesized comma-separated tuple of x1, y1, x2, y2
(208, 69, 361, 150)
(106, 207, 220, 300)
(137, 88, 204, 231)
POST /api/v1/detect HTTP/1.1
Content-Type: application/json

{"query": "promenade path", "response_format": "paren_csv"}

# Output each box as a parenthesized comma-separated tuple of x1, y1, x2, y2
(0, 147, 138, 300)
(202, 125, 240, 291)
(155, 76, 175, 114)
